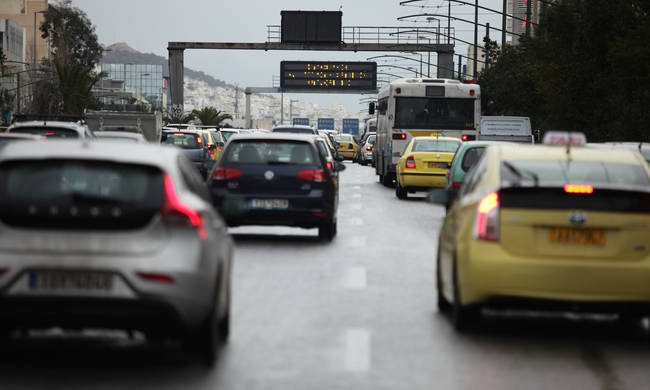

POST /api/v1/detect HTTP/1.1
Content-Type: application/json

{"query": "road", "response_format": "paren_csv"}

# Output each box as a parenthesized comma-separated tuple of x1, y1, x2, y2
(1, 162, 650, 389)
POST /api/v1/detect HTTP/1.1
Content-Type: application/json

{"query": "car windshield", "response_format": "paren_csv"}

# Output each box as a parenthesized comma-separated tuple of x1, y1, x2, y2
(273, 127, 314, 134)
(10, 127, 79, 138)
(501, 160, 650, 188)
(412, 139, 460, 153)
(163, 132, 203, 149)
(395, 97, 475, 130)
(224, 140, 317, 165)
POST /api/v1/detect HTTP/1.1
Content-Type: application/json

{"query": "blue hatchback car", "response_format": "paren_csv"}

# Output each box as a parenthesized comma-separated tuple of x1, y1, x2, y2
(207, 134, 344, 241)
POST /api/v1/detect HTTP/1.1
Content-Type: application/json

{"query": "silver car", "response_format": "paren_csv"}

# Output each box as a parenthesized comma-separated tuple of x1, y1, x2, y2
(0, 141, 233, 366)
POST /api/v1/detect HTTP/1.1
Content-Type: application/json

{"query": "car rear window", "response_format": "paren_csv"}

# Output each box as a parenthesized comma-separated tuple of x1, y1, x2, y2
(10, 127, 79, 138)
(273, 127, 315, 134)
(163, 132, 203, 149)
(0, 160, 163, 230)
(412, 139, 460, 153)
(461, 147, 485, 172)
(335, 135, 354, 143)
(224, 141, 317, 165)
(367, 135, 376, 145)
(501, 160, 650, 188)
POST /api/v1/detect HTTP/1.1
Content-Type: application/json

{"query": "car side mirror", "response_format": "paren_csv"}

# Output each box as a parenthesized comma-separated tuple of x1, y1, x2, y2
(427, 188, 451, 209)
(369, 102, 375, 115)
(334, 161, 346, 172)
(335, 155, 345, 162)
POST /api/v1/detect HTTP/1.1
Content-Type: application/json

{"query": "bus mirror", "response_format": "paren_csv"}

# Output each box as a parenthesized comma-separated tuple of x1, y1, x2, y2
(369, 102, 375, 115)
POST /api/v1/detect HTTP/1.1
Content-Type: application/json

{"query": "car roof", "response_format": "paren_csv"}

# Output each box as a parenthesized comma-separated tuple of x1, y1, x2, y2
(0, 140, 181, 170)
(0, 133, 42, 140)
(7, 121, 88, 133)
(272, 125, 315, 130)
(94, 131, 144, 138)
(412, 136, 462, 142)
(226, 133, 318, 144)
(493, 144, 645, 164)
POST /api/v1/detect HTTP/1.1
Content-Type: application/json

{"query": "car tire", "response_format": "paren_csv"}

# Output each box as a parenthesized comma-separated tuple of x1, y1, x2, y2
(437, 248, 451, 313)
(381, 173, 393, 187)
(191, 285, 226, 367)
(396, 182, 408, 199)
(319, 220, 336, 242)
(452, 260, 480, 332)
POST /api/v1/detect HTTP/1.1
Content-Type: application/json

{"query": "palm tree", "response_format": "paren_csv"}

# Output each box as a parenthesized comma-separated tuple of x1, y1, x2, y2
(191, 106, 233, 126)
(164, 111, 195, 125)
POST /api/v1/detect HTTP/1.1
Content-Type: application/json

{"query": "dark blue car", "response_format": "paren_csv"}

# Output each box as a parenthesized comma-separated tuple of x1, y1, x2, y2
(207, 134, 344, 241)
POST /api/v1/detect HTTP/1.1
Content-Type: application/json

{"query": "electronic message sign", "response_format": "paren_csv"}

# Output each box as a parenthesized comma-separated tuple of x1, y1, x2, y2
(281, 61, 377, 91)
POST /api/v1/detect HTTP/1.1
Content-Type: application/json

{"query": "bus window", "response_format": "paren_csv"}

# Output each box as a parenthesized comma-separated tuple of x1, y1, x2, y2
(394, 97, 474, 130)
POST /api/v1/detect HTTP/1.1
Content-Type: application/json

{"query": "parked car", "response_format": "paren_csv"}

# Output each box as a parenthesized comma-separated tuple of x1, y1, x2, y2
(207, 134, 344, 241)
(0, 140, 233, 365)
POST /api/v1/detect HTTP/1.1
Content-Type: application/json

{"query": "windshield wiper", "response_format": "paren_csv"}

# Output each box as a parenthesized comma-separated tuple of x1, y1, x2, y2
(503, 161, 539, 187)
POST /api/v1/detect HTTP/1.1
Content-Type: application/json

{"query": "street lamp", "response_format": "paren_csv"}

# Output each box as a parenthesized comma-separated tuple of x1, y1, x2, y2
(33, 10, 47, 66)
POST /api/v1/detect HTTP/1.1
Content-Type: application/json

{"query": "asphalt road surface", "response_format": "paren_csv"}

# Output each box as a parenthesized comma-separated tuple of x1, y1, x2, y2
(1, 162, 650, 390)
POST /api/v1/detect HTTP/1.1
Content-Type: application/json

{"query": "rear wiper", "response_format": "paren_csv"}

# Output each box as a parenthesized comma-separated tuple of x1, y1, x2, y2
(503, 161, 539, 187)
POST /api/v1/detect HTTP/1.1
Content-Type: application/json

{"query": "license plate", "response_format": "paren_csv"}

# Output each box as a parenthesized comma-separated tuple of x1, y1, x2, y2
(29, 271, 114, 291)
(428, 162, 445, 168)
(548, 227, 605, 246)
(250, 199, 289, 210)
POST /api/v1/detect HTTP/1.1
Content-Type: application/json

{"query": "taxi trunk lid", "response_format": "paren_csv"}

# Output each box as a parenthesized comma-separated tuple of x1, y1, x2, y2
(498, 187, 650, 261)
(410, 152, 454, 173)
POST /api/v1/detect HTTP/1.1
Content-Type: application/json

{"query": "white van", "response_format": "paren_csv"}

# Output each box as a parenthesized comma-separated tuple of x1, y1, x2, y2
(478, 116, 534, 143)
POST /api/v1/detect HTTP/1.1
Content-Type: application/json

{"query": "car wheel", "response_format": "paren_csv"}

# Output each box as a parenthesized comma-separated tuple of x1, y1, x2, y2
(218, 280, 231, 342)
(437, 248, 451, 313)
(319, 220, 336, 242)
(452, 260, 480, 332)
(396, 182, 407, 199)
(191, 288, 224, 367)
(381, 173, 393, 187)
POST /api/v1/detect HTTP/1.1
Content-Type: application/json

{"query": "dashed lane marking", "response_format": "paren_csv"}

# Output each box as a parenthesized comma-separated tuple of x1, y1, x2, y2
(343, 328, 371, 372)
(345, 267, 367, 289)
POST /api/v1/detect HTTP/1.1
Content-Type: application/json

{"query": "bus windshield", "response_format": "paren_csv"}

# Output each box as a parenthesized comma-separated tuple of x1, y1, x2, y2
(394, 97, 475, 130)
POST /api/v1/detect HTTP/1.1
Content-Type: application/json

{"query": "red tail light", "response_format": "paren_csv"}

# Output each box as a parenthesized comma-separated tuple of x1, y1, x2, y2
(474, 191, 499, 242)
(137, 272, 174, 284)
(453, 181, 462, 189)
(218, 147, 223, 152)
(366, 146, 373, 151)
(162, 174, 207, 239)
(0, 268, 7, 277)
(297, 169, 326, 182)
(405, 156, 416, 169)
(210, 148, 215, 155)
(564, 184, 593, 194)
(212, 168, 243, 180)
(326, 161, 333, 170)
(393, 133, 407, 140)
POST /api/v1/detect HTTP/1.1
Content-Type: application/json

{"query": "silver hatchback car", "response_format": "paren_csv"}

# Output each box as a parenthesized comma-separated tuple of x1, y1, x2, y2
(0, 141, 233, 366)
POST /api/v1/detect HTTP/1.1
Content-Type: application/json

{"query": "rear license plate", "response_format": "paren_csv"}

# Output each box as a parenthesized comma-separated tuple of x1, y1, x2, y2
(428, 162, 445, 168)
(29, 271, 114, 291)
(548, 227, 605, 246)
(250, 199, 289, 210)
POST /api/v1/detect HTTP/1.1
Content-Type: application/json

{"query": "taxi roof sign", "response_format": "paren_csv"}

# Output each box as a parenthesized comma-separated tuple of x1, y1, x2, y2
(542, 131, 587, 146)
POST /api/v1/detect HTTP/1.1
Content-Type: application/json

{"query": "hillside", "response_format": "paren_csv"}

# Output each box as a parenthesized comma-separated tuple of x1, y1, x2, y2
(101, 43, 234, 89)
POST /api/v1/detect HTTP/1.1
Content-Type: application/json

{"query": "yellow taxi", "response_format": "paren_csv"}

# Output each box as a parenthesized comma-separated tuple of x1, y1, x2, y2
(432, 140, 650, 331)
(334, 134, 360, 160)
(196, 130, 220, 161)
(395, 136, 461, 199)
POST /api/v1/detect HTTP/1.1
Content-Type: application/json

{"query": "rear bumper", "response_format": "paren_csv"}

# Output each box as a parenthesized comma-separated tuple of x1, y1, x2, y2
(338, 150, 356, 159)
(399, 172, 447, 188)
(459, 241, 650, 307)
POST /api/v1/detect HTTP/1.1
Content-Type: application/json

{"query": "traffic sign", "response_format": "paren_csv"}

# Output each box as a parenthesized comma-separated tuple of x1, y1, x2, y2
(342, 118, 359, 136)
(293, 117, 310, 126)
(317, 118, 335, 130)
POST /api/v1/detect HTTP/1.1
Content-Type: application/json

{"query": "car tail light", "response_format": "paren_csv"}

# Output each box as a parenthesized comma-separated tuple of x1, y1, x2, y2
(212, 168, 243, 180)
(474, 191, 499, 242)
(405, 156, 416, 169)
(297, 169, 326, 182)
(393, 133, 407, 140)
(209, 148, 215, 155)
(453, 181, 462, 189)
(162, 174, 207, 240)
(366, 146, 373, 151)
(137, 272, 174, 284)
(218, 147, 223, 152)
(564, 184, 593, 194)
(0, 268, 7, 277)
(326, 161, 333, 170)
(313, 212, 327, 217)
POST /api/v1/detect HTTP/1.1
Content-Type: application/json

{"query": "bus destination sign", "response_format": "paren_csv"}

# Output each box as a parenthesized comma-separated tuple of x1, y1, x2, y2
(281, 61, 377, 91)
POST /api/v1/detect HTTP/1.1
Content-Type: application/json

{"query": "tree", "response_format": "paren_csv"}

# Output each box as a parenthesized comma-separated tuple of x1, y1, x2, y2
(55, 62, 104, 115)
(191, 106, 233, 126)
(39, 0, 103, 67)
(164, 111, 195, 125)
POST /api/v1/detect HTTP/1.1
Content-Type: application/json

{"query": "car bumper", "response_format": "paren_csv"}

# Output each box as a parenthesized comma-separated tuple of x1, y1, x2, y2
(399, 172, 447, 188)
(362, 151, 373, 161)
(338, 150, 356, 159)
(459, 241, 650, 308)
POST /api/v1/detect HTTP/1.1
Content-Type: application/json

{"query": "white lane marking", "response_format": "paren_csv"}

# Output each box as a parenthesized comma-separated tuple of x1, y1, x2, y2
(345, 267, 367, 289)
(341, 235, 367, 248)
(344, 328, 371, 372)
(349, 203, 362, 210)
(352, 193, 362, 199)
(353, 185, 361, 190)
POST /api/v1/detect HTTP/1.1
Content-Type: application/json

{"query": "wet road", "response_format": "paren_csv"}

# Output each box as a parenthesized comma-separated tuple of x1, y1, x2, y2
(1, 162, 650, 390)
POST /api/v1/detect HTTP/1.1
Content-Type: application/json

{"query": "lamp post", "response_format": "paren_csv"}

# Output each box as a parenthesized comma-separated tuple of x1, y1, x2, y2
(33, 10, 47, 66)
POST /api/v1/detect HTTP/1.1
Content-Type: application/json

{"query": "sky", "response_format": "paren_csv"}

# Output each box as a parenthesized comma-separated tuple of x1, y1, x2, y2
(72, 0, 507, 115)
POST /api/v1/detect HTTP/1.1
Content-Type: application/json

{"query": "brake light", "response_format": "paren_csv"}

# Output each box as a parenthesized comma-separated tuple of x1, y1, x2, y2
(218, 147, 223, 152)
(469, 90, 475, 96)
(210, 148, 215, 155)
(162, 174, 207, 239)
(197, 137, 202, 143)
(474, 191, 499, 242)
(405, 156, 416, 169)
(393, 133, 407, 140)
(462, 135, 468, 141)
(137, 272, 174, 284)
(212, 168, 243, 180)
(564, 184, 593, 194)
(173, 133, 185, 136)
(453, 181, 462, 189)
(366, 146, 373, 151)
(326, 161, 333, 170)
(296, 169, 326, 182)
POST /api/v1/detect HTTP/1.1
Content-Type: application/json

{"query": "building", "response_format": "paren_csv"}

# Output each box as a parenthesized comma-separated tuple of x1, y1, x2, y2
(100, 63, 164, 109)
(0, 19, 26, 65)
(507, 0, 541, 45)
(466, 44, 486, 79)
(0, 0, 60, 64)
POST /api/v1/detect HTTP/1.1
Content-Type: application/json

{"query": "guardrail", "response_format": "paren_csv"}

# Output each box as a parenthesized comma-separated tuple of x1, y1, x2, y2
(266, 26, 455, 47)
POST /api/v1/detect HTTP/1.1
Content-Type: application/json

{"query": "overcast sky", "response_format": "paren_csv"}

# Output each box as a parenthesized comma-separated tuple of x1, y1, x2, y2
(73, 0, 507, 115)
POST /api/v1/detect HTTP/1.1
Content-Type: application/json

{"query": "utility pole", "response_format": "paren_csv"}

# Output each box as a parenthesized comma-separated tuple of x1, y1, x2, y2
(280, 92, 284, 125)
(485, 23, 490, 71)
(447, 1, 451, 44)
(16, 72, 21, 114)
(502, 0, 507, 48)
(457, 54, 462, 80)
(525, 0, 532, 37)
(473, 0, 478, 78)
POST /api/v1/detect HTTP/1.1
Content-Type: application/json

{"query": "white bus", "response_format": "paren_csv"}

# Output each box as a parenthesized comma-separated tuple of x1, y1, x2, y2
(373, 78, 481, 186)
